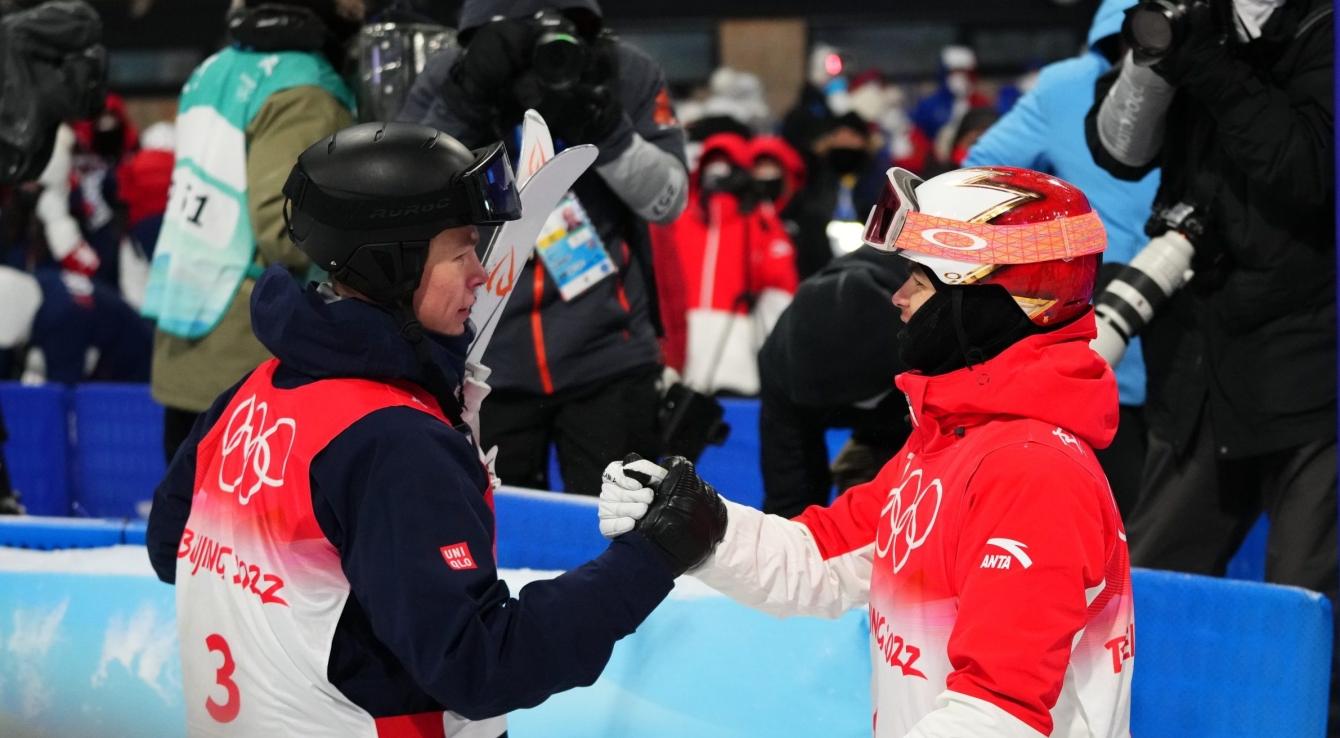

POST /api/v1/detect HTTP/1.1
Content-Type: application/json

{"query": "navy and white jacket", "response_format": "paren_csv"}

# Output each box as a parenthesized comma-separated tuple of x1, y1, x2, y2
(146, 266, 675, 725)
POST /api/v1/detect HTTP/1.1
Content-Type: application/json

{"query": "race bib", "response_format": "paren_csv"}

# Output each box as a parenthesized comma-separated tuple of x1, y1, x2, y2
(535, 193, 615, 301)
(163, 166, 242, 252)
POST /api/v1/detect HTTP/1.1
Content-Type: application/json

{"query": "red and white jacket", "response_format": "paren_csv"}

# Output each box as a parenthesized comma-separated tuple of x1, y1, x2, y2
(694, 311, 1133, 738)
(651, 134, 799, 394)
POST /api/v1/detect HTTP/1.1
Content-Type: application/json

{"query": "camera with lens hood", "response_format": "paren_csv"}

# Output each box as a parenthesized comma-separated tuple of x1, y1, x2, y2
(1091, 202, 1204, 367)
(1122, 0, 1214, 64)
(529, 9, 591, 91)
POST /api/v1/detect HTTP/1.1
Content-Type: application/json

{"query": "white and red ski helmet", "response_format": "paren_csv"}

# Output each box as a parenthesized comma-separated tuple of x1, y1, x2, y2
(862, 166, 1106, 326)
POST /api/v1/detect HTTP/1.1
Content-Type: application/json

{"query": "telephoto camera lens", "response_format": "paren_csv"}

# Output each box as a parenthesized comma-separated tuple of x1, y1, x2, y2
(531, 11, 585, 90)
(1122, 0, 1195, 63)
(1091, 230, 1196, 366)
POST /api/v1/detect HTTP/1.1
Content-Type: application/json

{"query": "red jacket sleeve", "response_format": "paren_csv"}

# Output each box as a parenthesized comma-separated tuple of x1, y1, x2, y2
(943, 443, 1111, 735)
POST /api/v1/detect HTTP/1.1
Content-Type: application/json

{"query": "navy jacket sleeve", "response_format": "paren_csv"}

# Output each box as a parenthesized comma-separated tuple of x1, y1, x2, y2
(311, 406, 676, 720)
(145, 377, 250, 583)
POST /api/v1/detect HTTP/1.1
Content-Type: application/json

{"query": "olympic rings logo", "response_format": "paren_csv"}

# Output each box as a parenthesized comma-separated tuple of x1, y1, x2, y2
(218, 395, 296, 506)
(875, 468, 943, 573)
(920, 228, 987, 251)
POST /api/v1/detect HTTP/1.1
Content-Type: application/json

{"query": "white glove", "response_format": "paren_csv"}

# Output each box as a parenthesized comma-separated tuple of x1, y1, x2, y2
(599, 458, 667, 538)
(460, 361, 492, 443)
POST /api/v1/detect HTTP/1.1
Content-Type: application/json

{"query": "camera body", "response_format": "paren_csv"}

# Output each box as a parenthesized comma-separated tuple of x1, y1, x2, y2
(659, 383, 731, 463)
(1091, 202, 1204, 367)
(1122, 0, 1212, 64)
(530, 9, 591, 91)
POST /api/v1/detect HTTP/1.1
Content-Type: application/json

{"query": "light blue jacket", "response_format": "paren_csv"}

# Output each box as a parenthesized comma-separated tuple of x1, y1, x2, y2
(965, 0, 1159, 406)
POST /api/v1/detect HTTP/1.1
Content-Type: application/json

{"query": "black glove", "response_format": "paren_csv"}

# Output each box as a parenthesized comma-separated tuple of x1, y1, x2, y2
(448, 18, 538, 106)
(628, 455, 728, 577)
(1149, 1, 1227, 86)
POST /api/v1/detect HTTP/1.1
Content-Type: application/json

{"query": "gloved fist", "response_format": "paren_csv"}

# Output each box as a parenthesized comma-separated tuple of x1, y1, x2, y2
(633, 455, 728, 577)
(449, 18, 538, 105)
(599, 455, 666, 538)
(60, 270, 94, 309)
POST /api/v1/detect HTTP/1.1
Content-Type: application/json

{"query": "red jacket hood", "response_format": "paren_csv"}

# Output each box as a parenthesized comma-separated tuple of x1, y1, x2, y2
(895, 309, 1118, 452)
(748, 135, 806, 210)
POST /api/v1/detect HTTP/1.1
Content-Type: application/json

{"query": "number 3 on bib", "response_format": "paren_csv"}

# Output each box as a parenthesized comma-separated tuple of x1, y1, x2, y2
(205, 634, 240, 723)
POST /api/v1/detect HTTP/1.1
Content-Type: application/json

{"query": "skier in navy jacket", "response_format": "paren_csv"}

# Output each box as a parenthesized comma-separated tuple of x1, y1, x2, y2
(145, 122, 725, 736)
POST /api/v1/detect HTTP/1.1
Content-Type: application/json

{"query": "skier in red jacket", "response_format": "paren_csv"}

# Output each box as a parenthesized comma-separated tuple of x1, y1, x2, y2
(602, 165, 1133, 738)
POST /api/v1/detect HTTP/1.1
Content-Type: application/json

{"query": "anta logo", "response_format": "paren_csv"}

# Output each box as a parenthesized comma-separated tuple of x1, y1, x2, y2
(980, 538, 1033, 570)
(218, 395, 296, 506)
(440, 542, 477, 571)
(1053, 427, 1085, 455)
(368, 197, 452, 219)
(487, 249, 517, 298)
(875, 467, 943, 573)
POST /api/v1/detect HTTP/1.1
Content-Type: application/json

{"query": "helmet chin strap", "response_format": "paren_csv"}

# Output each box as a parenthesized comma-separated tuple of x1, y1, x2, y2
(389, 299, 467, 430)
(951, 289, 986, 371)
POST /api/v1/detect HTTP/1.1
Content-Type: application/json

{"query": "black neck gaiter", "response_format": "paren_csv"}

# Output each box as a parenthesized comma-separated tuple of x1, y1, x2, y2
(898, 283, 1040, 376)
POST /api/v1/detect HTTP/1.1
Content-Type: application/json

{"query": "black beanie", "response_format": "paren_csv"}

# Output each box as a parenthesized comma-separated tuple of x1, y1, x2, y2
(898, 272, 1039, 376)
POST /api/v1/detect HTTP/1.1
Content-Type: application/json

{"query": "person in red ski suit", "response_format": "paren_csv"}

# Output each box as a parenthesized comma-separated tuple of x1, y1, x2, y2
(603, 165, 1134, 737)
(649, 132, 799, 394)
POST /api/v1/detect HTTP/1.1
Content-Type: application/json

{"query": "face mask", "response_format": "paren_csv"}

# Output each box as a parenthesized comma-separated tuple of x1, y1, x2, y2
(755, 176, 785, 203)
(826, 147, 869, 176)
(92, 126, 125, 160)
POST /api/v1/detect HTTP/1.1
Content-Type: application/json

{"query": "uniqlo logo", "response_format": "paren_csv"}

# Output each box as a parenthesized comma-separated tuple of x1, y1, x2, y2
(440, 543, 477, 571)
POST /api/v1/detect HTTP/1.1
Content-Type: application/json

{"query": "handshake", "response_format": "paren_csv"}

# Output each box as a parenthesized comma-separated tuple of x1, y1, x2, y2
(599, 455, 729, 577)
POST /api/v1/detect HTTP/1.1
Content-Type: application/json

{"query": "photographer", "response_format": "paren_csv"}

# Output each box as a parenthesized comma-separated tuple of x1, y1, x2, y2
(1086, 0, 1337, 728)
(400, 0, 689, 495)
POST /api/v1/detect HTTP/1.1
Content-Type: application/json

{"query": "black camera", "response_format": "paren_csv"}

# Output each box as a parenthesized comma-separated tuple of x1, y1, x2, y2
(530, 10, 588, 91)
(1091, 202, 1204, 367)
(1122, 0, 1211, 64)
(659, 383, 731, 463)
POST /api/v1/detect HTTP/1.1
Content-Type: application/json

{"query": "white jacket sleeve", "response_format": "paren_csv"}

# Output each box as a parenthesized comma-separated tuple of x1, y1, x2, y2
(689, 499, 872, 620)
(35, 124, 82, 261)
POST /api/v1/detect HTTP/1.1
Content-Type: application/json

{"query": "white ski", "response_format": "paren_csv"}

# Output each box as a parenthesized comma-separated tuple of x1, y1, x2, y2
(516, 109, 555, 188)
(467, 138, 596, 366)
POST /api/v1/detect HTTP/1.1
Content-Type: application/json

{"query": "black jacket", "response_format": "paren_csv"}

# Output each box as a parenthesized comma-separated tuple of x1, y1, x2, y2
(1085, 0, 1335, 458)
(145, 267, 674, 721)
(398, 0, 686, 394)
(757, 248, 911, 517)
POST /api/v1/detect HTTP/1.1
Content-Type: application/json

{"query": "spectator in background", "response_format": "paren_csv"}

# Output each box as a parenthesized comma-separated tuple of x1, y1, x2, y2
(786, 111, 879, 279)
(651, 133, 799, 396)
(142, 0, 360, 463)
(850, 71, 933, 177)
(681, 67, 769, 170)
(781, 43, 846, 158)
(965, 0, 1159, 516)
(117, 121, 174, 260)
(70, 93, 137, 290)
(920, 105, 998, 177)
(1087, 0, 1336, 727)
(757, 246, 910, 518)
(400, 0, 689, 495)
(910, 45, 992, 166)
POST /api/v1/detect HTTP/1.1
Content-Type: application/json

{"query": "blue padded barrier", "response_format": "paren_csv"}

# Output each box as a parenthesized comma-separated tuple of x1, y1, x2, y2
(494, 487, 607, 570)
(1226, 514, 1268, 582)
(0, 515, 145, 549)
(72, 383, 165, 518)
(1131, 568, 1332, 737)
(0, 382, 70, 515)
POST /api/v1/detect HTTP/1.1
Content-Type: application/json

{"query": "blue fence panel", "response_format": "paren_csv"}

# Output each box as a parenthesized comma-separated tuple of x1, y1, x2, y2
(494, 487, 607, 570)
(1225, 514, 1268, 582)
(697, 399, 764, 508)
(1131, 568, 1332, 738)
(73, 384, 165, 518)
(0, 382, 70, 516)
(0, 515, 143, 549)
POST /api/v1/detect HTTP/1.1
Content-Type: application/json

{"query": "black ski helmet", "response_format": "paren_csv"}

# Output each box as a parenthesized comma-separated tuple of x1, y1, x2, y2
(282, 121, 521, 305)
